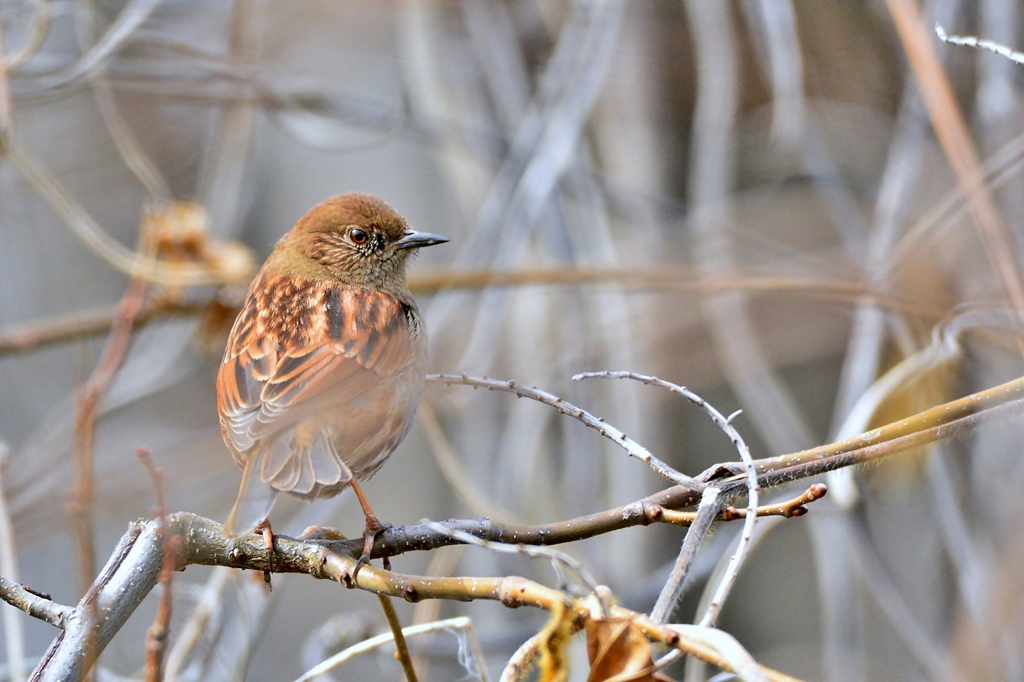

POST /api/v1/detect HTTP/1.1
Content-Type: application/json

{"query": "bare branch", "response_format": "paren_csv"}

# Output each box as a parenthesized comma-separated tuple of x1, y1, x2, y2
(0, 576, 72, 630)
(427, 374, 699, 490)
(137, 448, 174, 682)
(422, 521, 608, 617)
(651, 486, 722, 624)
(935, 23, 1024, 64)
(294, 616, 486, 682)
(376, 595, 419, 682)
(73, 272, 149, 595)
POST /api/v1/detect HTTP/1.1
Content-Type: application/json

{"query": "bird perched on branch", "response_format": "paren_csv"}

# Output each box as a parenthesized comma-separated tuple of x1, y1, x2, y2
(216, 193, 447, 559)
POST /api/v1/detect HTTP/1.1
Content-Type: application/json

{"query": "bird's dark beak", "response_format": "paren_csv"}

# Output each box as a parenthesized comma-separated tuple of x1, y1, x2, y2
(394, 230, 449, 250)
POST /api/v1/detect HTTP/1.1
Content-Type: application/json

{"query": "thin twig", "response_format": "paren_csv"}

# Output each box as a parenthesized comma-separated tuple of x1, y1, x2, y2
(576, 371, 760, 626)
(427, 374, 699, 490)
(72, 274, 149, 595)
(715, 484, 827, 521)
(422, 521, 609, 618)
(935, 23, 1024, 64)
(162, 568, 233, 682)
(651, 486, 723, 624)
(137, 448, 174, 682)
(293, 617, 484, 682)
(376, 595, 419, 682)
(68, 265, 148, 682)
(0, 576, 73, 630)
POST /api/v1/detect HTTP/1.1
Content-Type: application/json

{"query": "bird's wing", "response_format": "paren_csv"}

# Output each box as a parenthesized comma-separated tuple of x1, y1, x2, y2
(217, 282, 419, 513)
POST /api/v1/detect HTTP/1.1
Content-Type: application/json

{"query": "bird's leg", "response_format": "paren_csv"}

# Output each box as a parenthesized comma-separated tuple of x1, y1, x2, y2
(349, 478, 391, 573)
(254, 519, 274, 590)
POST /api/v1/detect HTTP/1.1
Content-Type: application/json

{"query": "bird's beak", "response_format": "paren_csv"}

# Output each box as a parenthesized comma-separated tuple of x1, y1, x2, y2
(394, 229, 449, 250)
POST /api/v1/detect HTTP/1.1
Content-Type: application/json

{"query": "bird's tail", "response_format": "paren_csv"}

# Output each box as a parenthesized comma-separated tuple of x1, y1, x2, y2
(223, 454, 279, 537)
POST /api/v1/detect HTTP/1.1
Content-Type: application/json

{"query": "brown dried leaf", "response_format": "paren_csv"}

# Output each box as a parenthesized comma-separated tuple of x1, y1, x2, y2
(586, 616, 676, 682)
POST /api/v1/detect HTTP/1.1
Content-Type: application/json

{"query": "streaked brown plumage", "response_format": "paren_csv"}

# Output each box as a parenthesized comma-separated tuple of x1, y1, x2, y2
(217, 193, 447, 540)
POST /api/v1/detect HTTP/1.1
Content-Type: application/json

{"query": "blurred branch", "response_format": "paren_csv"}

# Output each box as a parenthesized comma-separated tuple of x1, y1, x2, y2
(72, 274, 149, 595)
(889, 0, 1024, 316)
(418, 402, 519, 523)
(0, 19, 12, 141)
(0, 271, 949, 358)
(75, 0, 174, 202)
(4, 133, 227, 286)
(48, 0, 163, 89)
(0, 300, 210, 356)
(3, 0, 50, 72)
(294, 616, 487, 682)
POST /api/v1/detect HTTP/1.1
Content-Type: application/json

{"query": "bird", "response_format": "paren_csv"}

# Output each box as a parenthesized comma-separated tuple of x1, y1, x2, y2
(216, 193, 447, 560)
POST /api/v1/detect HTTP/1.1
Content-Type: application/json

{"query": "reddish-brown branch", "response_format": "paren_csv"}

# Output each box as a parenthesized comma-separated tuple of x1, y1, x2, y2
(72, 276, 148, 594)
(70, 274, 148, 682)
(137, 448, 175, 682)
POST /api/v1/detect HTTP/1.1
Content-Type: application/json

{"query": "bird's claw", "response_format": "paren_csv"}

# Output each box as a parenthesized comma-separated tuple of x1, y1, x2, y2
(254, 519, 275, 591)
(352, 517, 393, 578)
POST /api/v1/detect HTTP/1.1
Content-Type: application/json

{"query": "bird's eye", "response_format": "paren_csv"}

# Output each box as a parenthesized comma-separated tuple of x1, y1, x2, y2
(349, 228, 369, 245)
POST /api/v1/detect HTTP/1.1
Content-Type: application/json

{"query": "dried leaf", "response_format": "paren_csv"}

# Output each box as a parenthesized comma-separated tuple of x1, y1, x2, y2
(586, 616, 675, 682)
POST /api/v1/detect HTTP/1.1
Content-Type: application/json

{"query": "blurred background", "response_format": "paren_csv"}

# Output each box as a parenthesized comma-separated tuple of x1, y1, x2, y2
(2, 0, 1024, 680)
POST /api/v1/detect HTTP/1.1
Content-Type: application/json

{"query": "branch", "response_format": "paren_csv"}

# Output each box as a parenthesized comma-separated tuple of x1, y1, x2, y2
(427, 374, 699, 490)
(72, 270, 148, 595)
(0, 300, 209, 357)
(26, 513, 800, 682)
(574, 371, 760, 627)
(0, 272, 945, 358)
(19, 370, 1024, 680)
(0, 577, 72, 630)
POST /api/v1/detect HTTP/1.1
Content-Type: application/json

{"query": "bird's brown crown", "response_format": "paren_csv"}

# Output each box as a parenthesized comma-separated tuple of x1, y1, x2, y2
(266, 193, 418, 295)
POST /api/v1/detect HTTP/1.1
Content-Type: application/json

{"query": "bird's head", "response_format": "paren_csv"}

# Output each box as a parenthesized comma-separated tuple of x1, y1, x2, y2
(269, 193, 447, 293)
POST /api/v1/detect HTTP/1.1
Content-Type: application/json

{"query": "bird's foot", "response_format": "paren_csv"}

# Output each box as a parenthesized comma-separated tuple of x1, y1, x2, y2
(353, 515, 393, 577)
(254, 519, 274, 591)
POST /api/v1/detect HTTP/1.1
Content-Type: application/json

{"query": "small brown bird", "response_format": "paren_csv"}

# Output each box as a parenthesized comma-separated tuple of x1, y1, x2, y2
(216, 193, 447, 553)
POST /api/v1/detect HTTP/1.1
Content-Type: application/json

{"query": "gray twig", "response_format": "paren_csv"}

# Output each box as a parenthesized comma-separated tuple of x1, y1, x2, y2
(427, 373, 699, 490)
